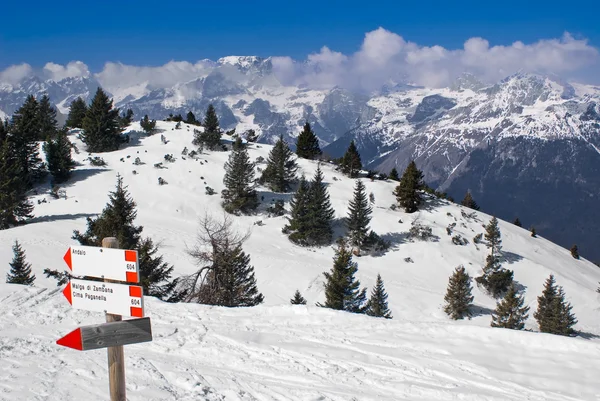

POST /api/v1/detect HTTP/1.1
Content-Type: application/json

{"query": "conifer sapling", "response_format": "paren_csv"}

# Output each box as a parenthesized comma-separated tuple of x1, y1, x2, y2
(490, 284, 529, 330)
(443, 265, 473, 320)
(6, 240, 36, 285)
(290, 290, 307, 305)
(366, 274, 392, 319)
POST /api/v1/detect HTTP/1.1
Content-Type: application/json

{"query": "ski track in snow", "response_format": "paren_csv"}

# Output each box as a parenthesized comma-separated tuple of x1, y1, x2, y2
(0, 120, 599, 400)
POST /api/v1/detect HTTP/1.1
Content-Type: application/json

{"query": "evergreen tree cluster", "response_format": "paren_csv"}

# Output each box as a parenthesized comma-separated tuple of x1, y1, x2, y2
(64, 175, 183, 301)
(283, 165, 335, 246)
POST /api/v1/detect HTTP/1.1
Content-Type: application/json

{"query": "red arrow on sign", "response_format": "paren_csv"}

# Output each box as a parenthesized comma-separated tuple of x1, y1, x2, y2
(62, 283, 72, 305)
(63, 248, 72, 270)
(56, 327, 83, 350)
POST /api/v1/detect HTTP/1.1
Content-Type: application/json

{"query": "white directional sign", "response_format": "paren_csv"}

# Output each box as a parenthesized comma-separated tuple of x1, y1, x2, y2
(63, 245, 139, 283)
(63, 279, 145, 318)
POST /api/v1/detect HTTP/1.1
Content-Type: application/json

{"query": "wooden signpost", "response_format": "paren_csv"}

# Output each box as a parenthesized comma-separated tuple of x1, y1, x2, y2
(56, 237, 152, 401)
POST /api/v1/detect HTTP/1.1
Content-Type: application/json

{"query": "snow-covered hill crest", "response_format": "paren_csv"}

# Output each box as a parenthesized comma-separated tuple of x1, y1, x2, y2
(1, 121, 599, 400)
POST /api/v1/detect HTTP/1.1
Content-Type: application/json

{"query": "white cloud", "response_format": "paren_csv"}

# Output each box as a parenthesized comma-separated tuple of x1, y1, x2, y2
(273, 28, 600, 90)
(43, 61, 90, 81)
(95, 61, 214, 93)
(0, 64, 33, 85)
(0, 29, 598, 92)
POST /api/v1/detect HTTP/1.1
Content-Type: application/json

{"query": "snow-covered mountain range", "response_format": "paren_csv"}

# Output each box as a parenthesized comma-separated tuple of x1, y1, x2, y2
(1, 56, 599, 261)
(1, 121, 599, 400)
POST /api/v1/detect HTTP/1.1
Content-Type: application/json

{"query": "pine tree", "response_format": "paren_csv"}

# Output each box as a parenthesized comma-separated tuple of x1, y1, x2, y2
(119, 109, 134, 129)
(73, 175, 143, 249)
(290, 290, 307, 305)
(43, 129, 75, 184)
(530, 226, 537, 237)
(65, 97, 88, 128)
(81, 87, 121, 152)
(140, 115, 157, 134)
(6, 240, 35, 285)
(283, 176, 310, 244)
(393, 161, 424, 213)
(319, 239, 367, 313)
(389, 167, 399, 181)
(295, 122, 321, 159)
(461, 191, 480, 211)
(198, 245, 264, 307)
(340, 140, 362, 178)
(346, 179, 372, 252)
(193, 104, 221, 150)
(513, 217, 522, 227)
(260, 135, 298, 192)
(443, 265, 474, 320)
(0, 138, 34, 228)
(477, 253, 513, 298)
(222, 138, 258, 214)
(37, 94, 59, 141)
(366, 274, 392, 318)
(534, 275, 577, 336)
(570, 245, 579, 259)
(186, 111, 197, 124)
(72, 175, 181, 301)
(305, 165, 335, 246)
(11, 95, 43, 187)
(490, 284, 529, 330)
(484, 217, 502, 256)
(137, 237, 185, 302)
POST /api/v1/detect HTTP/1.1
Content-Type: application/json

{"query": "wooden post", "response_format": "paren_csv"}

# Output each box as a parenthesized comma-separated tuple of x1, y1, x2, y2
(102, 237, 127, 401)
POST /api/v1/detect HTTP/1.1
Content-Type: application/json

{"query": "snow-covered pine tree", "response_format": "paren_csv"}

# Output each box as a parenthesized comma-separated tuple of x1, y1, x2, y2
(461, 191, 480, 211)
(11, 95, 44, 187)
(65, 97, 88, 129)
(346, 179, 372, 253)
(197, 245, 264, 307)
(340, 140, 362, 178)
(222, 137, 259, 214)
(193, 104, 221, 150)
(283, 176, 310, 244)
(37, 94, 59, 141)
(393, 160, 424, 213)
(319, 239, 367, 313)
(534, 275, 577, 336)
(443, 265, 473, 320)
(81, 87, 121, 152)
(295, 122, 321, 160)
(490, 284, 529, 330)
(260, 134, 298, 192)
(6, 240, 35, 285)
(305, 164, 335, 246)
(366, 274, 392, 319)
(290, 290, 307, 305)
(43, 129, 75, 184)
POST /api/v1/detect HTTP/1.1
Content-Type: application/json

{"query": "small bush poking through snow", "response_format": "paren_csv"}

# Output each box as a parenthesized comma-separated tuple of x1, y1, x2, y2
(205, 186, 216, 195)
(473, 233, 483, 244)
(133, 157, 143, 165)
(154, 162, 166, 169)
(87, 156, 107, 167)
(408, 220, 436, 241)
(452, 235, 469, 246)
(404, 257, 414, 263)
(267, 199, 286, 217)
(164, 154, 175, 163)
(158, 177, 168, 185)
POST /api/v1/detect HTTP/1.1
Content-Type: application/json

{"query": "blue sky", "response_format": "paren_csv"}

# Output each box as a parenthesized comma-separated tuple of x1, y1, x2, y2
(0, 0, 598, 71)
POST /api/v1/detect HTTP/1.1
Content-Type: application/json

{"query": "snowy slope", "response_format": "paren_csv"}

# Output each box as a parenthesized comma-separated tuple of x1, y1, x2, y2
(1, 121, 600, 400)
